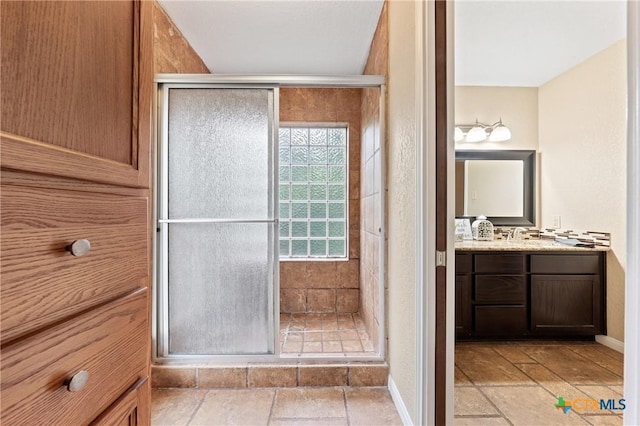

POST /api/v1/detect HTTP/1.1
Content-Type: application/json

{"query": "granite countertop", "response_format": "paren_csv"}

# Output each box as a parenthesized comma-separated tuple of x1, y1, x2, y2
(455, 239, 610, 252)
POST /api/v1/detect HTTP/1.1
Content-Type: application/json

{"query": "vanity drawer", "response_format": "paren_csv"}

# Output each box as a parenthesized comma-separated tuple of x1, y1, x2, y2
(474, 306, 527, 336)
(474, 275, 525, 304)
(0, 289, 148, 426)
(530, 254, 601, 274)
(0, 185, 149, 342)
(475, 254, 525, 274)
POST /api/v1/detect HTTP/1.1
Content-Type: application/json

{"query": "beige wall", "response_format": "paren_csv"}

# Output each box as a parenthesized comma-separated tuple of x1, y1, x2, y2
(539, 39, 627, 342)
(455, 86, 539, 151)
(387, 0, 417, 421)
(455, 86, 540, 224)
(278, 88, 362, 314)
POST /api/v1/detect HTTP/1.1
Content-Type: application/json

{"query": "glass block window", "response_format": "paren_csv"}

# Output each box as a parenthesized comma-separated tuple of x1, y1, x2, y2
(279, 126, 348, 258)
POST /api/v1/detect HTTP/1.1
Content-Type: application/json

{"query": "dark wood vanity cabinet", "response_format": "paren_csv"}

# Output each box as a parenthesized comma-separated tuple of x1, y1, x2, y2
(455, 251, 606, 339)
(455, 254, 472, 337)
(530, 254, 604, 336)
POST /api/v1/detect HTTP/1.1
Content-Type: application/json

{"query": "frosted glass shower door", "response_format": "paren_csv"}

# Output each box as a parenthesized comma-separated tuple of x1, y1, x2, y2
(159, 87, 277, 356)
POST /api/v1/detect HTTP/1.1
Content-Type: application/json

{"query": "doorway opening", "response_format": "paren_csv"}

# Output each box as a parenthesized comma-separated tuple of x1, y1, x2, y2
(448, 1, 628, 424)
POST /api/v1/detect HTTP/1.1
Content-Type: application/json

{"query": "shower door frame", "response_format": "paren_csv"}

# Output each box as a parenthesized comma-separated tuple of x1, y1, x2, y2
(153, 75, 386, 364)
(156, 83, 280, 361)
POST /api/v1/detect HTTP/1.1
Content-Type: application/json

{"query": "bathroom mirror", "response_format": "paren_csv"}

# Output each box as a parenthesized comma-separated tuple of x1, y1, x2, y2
(455, 150, 535, 226)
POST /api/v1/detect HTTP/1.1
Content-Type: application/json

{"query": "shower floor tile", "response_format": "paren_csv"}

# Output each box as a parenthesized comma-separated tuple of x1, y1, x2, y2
(280, 313, 377, 357)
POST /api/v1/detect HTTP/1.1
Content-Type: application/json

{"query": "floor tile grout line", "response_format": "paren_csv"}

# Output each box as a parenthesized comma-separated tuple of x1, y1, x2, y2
(266, 388, 278, 425)
(564, 344, 625, 378)
(453, 363, 473, 385)
(455, 341, 625, 425)
(342, 386, 352, 426)
(474, 384, 514, 425)
(185, 389, 210, 426)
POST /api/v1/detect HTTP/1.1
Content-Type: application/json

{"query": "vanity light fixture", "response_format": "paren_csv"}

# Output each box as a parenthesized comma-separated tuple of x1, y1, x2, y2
(455, 118, 512, 143)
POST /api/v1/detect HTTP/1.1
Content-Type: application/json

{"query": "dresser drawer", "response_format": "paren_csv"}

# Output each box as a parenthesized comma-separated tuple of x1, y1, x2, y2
(474, 275, 526, 304)
(475, 254, 525, 274)
(1, 185, 148, 342)
(1, 289, 148, 426)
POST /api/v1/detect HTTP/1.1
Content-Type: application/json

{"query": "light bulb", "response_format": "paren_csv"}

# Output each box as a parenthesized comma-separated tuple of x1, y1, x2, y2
(454, 127, 464, 142)
(465, 126, 487, 142)
(489, 125, 511, 142)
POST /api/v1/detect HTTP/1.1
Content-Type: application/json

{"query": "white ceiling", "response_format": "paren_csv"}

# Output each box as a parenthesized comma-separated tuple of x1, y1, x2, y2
(158, 0, 384, 75)
(455, 0, 627, 87)
(158, 0, 626, 86)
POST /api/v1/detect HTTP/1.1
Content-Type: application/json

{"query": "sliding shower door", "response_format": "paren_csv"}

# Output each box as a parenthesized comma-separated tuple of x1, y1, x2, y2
(158, 86, 278, 357)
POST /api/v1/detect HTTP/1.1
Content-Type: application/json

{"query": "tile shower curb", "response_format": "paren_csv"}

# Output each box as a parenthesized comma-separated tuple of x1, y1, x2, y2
(151, 362, 389, 389)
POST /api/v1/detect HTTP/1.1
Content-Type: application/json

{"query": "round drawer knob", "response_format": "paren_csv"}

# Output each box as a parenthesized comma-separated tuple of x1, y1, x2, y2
(67, 239, 91, 257)
(66, 370, 90, 392)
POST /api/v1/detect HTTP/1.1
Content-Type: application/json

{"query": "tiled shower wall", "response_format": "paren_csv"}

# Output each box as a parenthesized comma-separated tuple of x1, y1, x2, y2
(152, 2, 210, 74)
(358, 1, 388, 352)
(279, 88, 362, 314)
(359, 88, 381, 350)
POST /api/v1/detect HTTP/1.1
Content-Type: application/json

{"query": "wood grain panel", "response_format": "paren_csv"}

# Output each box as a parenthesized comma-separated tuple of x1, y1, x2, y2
(1, 1, 134, 164)
(0, 1, 152, 189)
(1, 185, 148, 343)
(531, 275, 600, 334)
(91, 377, 150, 426)
(530, 254, 601, 274)
(455, 275, 471, 337)
(455, 253, 472, 273)
(475, 253, 525, 274)
(474, 306, 527, 336)
(1, 289, 148, 426)
(474, 275, 526, 304)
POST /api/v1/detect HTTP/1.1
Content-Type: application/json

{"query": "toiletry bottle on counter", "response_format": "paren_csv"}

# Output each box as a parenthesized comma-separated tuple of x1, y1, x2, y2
(472, 215, 494, 241)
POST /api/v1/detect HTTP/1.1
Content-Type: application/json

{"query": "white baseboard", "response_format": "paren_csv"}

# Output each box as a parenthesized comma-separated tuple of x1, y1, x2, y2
(388, 375, 413, 426)
(596, 335, 625, 353)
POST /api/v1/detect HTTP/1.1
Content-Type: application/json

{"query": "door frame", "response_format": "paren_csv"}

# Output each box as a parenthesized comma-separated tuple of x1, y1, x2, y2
(418, 1, 640, 424)
(624, 2, 640, 424)
(155, 83, 280, 359)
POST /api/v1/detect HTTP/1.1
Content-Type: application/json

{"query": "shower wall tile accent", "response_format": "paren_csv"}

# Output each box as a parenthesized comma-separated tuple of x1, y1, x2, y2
(280, 261, 360, 313)
(248, 366, 298, 388)
(151, 366, 197, 388)
(151, 363, 389, 388)
(298, 366, 349, 386)
(199, 367, 247, 389)
(307, 289, 337, 312)
(337, 289, 360, 312)
(152, 2, 210, 74)
(279, 88, 362, 313)
(358, 1, 387, 354)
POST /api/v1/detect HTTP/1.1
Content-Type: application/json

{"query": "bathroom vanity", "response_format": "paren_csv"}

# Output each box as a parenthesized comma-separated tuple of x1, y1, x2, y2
(455, 240, 607, 340)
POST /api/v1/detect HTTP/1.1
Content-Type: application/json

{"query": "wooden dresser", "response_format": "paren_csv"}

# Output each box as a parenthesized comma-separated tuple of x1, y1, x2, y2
(1, 1, 153, 424)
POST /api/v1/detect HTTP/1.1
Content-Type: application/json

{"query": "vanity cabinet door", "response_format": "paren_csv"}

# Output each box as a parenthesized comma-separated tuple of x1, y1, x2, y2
(531, 274, 603, 335)
(474, 306, 527, 336)
(456, 275, 471, 337)
(455, 254, 472, 338)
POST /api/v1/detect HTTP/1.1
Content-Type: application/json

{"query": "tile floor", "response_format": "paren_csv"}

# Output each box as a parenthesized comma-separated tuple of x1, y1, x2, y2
(455, 341, 624, 425)
(280, 313, 376, 357)
(152, 387, 402, 426)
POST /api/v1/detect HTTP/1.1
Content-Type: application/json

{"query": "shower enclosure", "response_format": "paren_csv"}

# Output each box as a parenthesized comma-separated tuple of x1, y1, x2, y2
(154, 76, 385, 362)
